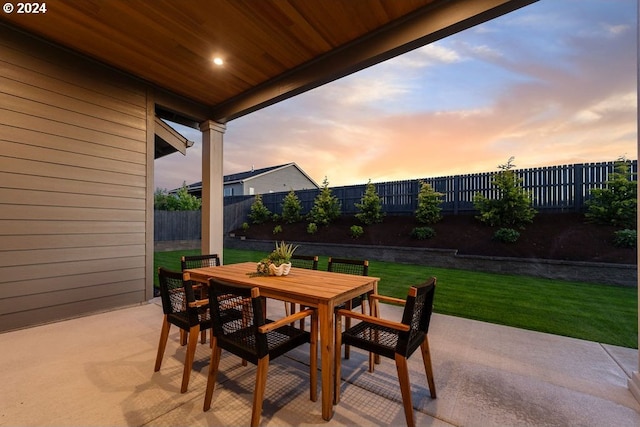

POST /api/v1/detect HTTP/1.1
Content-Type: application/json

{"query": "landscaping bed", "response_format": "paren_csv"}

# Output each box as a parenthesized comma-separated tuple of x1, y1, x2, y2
(234, 212, 636, 265)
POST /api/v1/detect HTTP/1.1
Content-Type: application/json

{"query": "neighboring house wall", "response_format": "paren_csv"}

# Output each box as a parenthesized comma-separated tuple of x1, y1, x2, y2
(224, 183, 244, 197)
(0, 25, 150, 331)
(241, 165, 316, 195)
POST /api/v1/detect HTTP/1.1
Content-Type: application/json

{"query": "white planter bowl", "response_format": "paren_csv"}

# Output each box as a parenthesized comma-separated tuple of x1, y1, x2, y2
(268, 262, 292, 276)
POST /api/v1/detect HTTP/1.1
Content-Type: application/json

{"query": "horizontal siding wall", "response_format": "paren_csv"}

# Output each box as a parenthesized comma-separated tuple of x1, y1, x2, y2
(0, 25, 148, 331)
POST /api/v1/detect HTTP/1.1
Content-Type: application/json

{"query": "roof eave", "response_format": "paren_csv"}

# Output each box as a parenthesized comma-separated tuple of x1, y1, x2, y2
(210, 0, 538, 123)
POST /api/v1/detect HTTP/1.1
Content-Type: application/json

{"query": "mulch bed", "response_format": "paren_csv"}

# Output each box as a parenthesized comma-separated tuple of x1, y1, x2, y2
(235, 212, 636, 264)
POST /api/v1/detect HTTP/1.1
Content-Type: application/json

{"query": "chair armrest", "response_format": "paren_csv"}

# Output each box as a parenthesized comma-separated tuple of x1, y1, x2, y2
(188, 299, 209, 308)
(369, 294, 406, 305)
(258, 308, 315, 333)
(336, 308, 410, 332)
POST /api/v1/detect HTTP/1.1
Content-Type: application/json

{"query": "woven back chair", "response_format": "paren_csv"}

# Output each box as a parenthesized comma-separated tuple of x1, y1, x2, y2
(154, 267, 212, 393)
(327, 257, 369, 276)
(203, 279, 318, 427)
(290, 254, 319, 270)
(327, 257, 369, 359)
(335, 277, 437, 427)
(180, 254, 220, 344)
(181, 253, 221, 270)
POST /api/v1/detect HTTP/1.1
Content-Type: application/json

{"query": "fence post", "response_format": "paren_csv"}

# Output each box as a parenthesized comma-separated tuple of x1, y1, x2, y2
(453, 175, 460, 215)
(574, 163, 584, 212)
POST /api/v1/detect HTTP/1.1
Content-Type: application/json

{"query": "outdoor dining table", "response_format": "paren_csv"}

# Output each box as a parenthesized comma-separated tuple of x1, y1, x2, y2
(184, 261, 380, 421)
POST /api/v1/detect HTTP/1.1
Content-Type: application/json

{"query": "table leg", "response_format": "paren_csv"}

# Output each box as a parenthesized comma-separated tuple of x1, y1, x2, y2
(318, 303, 334, 421)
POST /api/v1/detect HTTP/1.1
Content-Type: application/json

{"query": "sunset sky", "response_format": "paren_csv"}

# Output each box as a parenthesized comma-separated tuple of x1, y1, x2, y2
(154, 0, 637, 191)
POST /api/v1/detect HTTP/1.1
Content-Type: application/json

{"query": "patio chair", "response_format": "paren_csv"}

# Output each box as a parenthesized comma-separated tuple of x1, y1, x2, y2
(203, 278, 318, 427)
(328, 257, 369, 359)
(334, 277, 437, 427)
(290, 254, 319, 270)
(180, 254, 221, 344)
(154, 267, 212, 393)
(181, 253, 221, 270)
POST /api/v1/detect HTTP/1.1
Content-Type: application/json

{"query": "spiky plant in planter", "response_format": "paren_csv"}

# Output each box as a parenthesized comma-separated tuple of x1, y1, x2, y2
(255, 241, 298, 276)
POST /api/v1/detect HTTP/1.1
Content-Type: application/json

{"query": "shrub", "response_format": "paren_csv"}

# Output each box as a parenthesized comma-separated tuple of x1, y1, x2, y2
(355, 180, 384, 225)
(415, 181, 443, 225)
(613, 229, 637, 248)
(585, 157, 637, 229)
(473, 157, 536, 228)
(281, 190, 303, 224)
(248, 194, 272, 224)
(350, 225, 364, 239)
(493, 227, 520, 243)
(411, 226, 435, 240)
(241, 222, 249, 232)
(306, 222, 318, 234)
(154, 183, 201, 211)
(273, 225, 283, 235)
(307, 177, 341, 226)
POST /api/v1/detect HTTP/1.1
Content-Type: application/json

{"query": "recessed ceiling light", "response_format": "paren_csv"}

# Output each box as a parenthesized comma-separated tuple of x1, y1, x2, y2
(213, 57, 224, 66)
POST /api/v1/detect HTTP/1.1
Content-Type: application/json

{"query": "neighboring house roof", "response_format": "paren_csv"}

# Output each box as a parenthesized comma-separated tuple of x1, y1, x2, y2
(224, 163, 292, 184)
(225, 163, 319, 187)
(177, 162, 319, 194)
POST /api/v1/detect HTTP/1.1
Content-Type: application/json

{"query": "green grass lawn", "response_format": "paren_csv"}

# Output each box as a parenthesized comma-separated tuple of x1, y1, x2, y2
(154, 248, 638, 349)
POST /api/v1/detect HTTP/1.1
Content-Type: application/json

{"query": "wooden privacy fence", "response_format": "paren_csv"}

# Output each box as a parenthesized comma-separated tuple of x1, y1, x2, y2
(154, 210, 201, 241)
(154, 199, 253, 241)
(156, 160, 637, 238)
(238, 160, 638, 216)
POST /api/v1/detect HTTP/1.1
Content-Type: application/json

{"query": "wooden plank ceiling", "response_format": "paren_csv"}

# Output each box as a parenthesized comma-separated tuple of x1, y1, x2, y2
(1, 0, 537, 123)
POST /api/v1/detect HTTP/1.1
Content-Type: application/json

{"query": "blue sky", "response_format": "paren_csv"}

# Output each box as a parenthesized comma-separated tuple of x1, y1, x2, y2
(155, 0, 637, 191)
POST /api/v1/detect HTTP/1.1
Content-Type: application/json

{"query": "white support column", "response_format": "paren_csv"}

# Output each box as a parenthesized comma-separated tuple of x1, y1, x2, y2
(632, 183, 640, 401)
(632, 9, 640, 402)
(200, 120, 226, 261)
(632, 145, 640, 402)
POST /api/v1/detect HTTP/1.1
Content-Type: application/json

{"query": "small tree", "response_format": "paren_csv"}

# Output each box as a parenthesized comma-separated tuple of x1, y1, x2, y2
(154, 183, 201, 211)
(307, 177, 341, 226)
(281, 190, 303, 224)
(247, 194, 272, 224)
(415, 181, 443, 225)
(355, 180, 384, 225)
(585, 156, 637, 229)
(473, 157, 536, 227)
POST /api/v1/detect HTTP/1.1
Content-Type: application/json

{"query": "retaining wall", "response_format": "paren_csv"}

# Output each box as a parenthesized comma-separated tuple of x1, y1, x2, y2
(224, 237, 637, 287)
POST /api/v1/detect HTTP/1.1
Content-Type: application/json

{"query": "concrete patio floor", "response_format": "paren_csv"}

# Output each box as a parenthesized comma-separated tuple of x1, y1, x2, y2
(1, 298, 639, 427)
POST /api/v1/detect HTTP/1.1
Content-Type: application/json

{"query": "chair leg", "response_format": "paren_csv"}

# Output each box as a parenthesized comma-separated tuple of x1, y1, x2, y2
(284, 300, 291, 316)
(420, 337, 437, 398)
(203, 338, 221, 411)
(181, 324, 200, 393)
(286, 302, 297, 326)
(344, 301, 352, 359)
(309, 310, 318, 402)
(395, 354, 415, 427)
(333, 313, 343, 405)
(180, 329, 187, 346)
(154, 316, 171, 371)
(299, 305, 307, 331)
(200, 329, 206, 344)
(251, 356, 269, 427)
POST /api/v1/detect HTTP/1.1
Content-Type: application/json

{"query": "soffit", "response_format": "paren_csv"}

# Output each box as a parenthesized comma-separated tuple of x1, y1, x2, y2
(0, 0, 537, 122)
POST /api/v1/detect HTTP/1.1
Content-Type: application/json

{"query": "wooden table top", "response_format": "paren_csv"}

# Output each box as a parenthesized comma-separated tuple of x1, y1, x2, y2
(185, 262, 379, 307)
